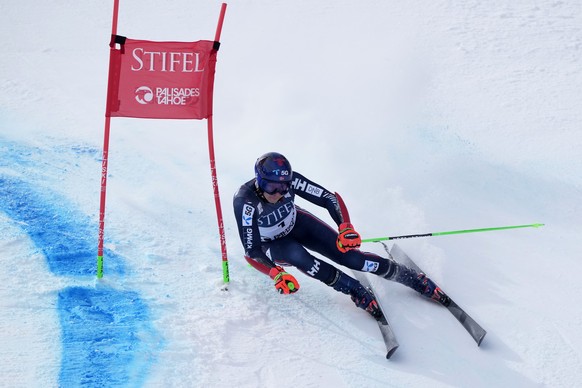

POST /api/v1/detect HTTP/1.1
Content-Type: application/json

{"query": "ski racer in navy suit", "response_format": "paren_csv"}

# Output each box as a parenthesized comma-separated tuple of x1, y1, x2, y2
(233, 152, 450, 318)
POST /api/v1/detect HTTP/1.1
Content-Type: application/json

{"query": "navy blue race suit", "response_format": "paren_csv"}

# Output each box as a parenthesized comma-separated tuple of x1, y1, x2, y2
(232, 171, 397, 286)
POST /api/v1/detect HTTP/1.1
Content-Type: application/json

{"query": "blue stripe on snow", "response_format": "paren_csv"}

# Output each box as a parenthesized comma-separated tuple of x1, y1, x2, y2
(1, 141, 161, 386)
(0, 175, 124, 276)
(58, 287, 160, 387)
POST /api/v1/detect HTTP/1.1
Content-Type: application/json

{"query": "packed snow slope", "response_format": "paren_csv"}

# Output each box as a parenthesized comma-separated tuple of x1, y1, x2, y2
(1, 1, 581, 387)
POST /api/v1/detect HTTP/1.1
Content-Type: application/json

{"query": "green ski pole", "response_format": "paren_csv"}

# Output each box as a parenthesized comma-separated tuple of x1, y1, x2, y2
(362, 223, 545, 243)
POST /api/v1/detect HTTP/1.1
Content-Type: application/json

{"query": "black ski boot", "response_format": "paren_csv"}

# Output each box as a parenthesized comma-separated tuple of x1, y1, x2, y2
(386, 262, 451, 307)
(417, 273, 451, 307)
(350, 283, 383, 319)
(330, 270, 383, 319)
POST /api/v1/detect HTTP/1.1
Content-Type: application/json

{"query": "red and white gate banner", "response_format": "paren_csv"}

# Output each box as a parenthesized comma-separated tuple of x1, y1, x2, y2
(106, 37, 217, 119)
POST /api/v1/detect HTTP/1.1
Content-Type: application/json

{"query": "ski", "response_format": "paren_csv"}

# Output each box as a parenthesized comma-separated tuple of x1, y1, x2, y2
(352, 270, 399, 359)
(389, 244, 487, 346)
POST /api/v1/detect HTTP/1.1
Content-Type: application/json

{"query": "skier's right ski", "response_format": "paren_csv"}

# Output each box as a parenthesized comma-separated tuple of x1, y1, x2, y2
(352, 270, 399, 359)
(389, 244, 487, 346)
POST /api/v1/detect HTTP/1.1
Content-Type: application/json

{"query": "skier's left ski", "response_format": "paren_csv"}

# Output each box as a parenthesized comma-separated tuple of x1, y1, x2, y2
(389, 244, 487, 346)
(352, 270, 399, 359)
(336, 192, 398, 358)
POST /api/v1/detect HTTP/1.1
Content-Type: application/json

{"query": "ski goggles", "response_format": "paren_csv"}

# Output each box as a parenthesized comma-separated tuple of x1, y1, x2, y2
(260, 180, 290, 195)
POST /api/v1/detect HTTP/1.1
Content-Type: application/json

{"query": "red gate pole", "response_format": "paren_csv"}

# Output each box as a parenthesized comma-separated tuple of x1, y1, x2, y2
(97, 0, 121, 278)
(207, 3, 229, 285)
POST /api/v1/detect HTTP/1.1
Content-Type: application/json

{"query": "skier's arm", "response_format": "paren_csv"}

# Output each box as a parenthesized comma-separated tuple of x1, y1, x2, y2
(333, 191, 362, 252)
(233, 194, 300, 293)
(291, 171, 344, 225)
(292, 172, 362, 252)
(233, 195, 276, 271)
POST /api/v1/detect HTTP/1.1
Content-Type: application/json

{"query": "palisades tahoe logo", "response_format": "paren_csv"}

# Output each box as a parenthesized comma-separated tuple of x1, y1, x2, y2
(131, 47, 205, 106)
(134, 86, 200, 105)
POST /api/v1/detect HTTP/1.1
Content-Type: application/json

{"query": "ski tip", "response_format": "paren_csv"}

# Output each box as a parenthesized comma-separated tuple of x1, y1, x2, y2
(386, 345, 399, 359)
(476, 331, 487, 347)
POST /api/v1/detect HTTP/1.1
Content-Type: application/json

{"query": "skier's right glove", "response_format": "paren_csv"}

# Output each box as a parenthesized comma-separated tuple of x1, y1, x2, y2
(337, 222, 361, 253)
(269, 266, 300, 294)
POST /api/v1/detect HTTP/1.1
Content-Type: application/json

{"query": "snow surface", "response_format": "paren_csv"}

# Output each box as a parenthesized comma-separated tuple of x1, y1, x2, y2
(1, 0, 582, 387)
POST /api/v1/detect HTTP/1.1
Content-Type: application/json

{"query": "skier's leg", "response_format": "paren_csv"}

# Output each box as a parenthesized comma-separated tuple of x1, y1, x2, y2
(262, 237, 336, 283)
(289, 209, 450, 306)
(382, 260, 451, 306)
(290, 209, 392, 275)
(264, 237, 381, 317)
(327, 268, 382, 318)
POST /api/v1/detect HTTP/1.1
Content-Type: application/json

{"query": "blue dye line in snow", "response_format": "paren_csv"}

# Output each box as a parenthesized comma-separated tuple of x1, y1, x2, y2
(0, 175, 124, 276)
(58, 287, 158, 387)
(1, 140, 160, 386)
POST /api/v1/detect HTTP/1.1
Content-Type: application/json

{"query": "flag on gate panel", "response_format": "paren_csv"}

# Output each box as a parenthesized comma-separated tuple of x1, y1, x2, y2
(106, 37, 218, 119)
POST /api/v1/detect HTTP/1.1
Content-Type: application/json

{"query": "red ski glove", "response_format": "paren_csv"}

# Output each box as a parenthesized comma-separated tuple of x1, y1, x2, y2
(337, 222, 361, 253)
(269, 266, 300, 294)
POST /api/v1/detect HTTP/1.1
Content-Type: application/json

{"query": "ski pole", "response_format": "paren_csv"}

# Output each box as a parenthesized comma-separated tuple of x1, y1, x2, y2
(362, 223, 545, 243)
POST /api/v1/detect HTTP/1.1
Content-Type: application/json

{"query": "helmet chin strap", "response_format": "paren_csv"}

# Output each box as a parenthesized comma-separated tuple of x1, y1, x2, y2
(254, 179, 269, 201)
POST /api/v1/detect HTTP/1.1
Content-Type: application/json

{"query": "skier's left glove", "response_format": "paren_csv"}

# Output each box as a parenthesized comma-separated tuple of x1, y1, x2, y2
(337, 222, 361, 253)
(269, 266, 300, 294)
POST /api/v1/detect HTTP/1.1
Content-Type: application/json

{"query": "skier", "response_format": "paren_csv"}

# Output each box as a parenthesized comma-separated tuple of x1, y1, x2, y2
(233, 152, 451, 319)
